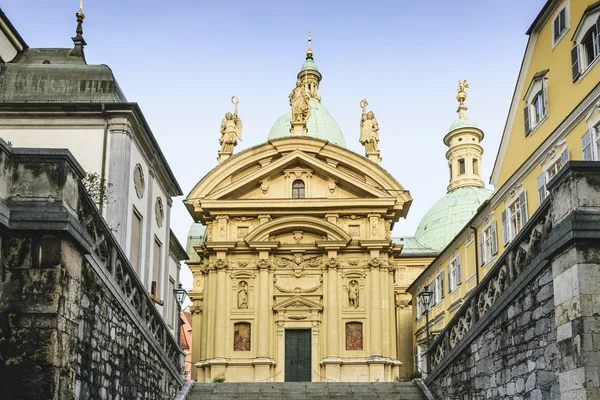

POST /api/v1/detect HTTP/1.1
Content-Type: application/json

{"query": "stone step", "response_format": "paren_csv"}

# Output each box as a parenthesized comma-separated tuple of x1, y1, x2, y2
(189, 382, 427, 400)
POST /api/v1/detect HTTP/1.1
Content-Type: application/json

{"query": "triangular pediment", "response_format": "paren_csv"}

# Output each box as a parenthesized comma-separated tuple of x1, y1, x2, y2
(272, 295, 323, 311)
(207, 149, 390, 201)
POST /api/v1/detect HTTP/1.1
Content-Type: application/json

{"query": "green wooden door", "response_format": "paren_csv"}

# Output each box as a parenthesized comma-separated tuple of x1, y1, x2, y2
(285, 329, 311, 382)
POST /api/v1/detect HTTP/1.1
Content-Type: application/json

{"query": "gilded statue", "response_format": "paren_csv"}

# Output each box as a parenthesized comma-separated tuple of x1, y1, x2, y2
(289, 79, 310, 122)
(219, 96, 242, 154)
(238, 281, 248, 309)
(359, 99, 379, 153)
(457, 80, 469, 104)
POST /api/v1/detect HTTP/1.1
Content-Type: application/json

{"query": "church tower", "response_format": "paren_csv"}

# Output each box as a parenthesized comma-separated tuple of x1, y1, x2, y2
(445, 81, 485, 192)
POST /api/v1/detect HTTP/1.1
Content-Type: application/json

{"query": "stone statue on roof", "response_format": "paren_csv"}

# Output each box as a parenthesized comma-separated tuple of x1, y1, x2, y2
(218, 96, 242, 162)
(359, 99, 380, 153)
(289, 79, 310, 123)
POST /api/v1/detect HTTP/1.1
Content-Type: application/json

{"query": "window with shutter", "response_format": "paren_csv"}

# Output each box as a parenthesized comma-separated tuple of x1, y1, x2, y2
(582, 129, 593, 160)
(455, 255, 462, 284)
(519, 191, 528, 227)
(479, 232, 485, 266)
(440, 274, 444, 298)
(572, 46, 581, 81)
(537, 173, 547, 204)
(491, 222, 498, 255)
(524, 106, 531, 135)
(502, 210, 508, 245)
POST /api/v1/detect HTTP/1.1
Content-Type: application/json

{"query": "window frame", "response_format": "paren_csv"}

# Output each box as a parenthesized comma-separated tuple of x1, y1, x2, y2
(502, 191, 528, 244)
(434, 273, 444, 305)
(447, 256, 462, 293)
(538, 148, 569, 204)
(479, 222, 498, 267)
(523, 74, 548, 136)
(571, 10, 600, 81)
(552, 4, 569, 48)
(291, 179, 306, 199)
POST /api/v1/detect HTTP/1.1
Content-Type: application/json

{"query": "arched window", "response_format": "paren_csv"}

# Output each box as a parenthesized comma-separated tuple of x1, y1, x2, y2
(292, 180, 305, 199)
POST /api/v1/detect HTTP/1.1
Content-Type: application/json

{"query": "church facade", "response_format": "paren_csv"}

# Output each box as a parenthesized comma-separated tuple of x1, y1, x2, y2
(185, 40, 419, 382)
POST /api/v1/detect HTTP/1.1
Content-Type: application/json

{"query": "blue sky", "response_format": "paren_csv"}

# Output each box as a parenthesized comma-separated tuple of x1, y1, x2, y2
(2, 0, 546, 287)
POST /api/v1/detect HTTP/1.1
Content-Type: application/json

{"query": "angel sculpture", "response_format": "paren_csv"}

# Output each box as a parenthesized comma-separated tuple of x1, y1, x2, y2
(219, 96, 242, 153)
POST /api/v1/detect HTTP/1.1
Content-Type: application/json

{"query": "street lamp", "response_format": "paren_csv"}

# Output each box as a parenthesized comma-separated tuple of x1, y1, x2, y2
(418, 285, 434, 374)
(173, 283, 188, 347)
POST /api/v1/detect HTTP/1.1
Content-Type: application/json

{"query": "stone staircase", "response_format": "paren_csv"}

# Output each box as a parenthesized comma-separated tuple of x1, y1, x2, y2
(189, 382, 428, 399)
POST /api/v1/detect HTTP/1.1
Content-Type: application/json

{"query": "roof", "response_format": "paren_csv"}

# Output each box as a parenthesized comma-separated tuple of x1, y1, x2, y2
(526, 0, 557, 35)
(392, 236, 439, 257)
(0, 8, 28, 51)
(0, 48, 126, 102)
(267, 98, 347, 148)
(186, 222, 206, 264)
(414, 186, 493, 251)
(448, 116, 478, 133)
(301, 58, 319, 72)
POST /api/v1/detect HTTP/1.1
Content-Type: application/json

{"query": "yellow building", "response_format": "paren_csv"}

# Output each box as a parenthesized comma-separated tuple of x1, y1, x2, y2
(407, 0, 600, 372)
(184, 41, 425, 382)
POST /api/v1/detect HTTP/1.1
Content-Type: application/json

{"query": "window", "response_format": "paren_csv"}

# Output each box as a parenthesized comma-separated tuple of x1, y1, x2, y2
(502, 192, 528, 244)
(292, 179, 305, 199)
(152, 238, 162, 298)
(571, 12, 600, 80)
(447, 256, 462, 292)
(473, 159, 479, 175)
(552, 6, 568, 46)
(479, 223, 498, 266)
(458, 159, 466, 175)
(434, 273, 444, 304)
(582, 126, 600, 161)
(523, 72, 548, 135)
(538, 149, 569, 204)
(168, 278, 175, 328)
(130, 208, 143, 275)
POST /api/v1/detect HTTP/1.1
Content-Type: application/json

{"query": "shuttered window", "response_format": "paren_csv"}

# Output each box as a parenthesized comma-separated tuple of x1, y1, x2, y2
(504, 191, 528, 244)
(538, 173, 547, 204)
(480, 223, 498, 267)
(553, 7, 567, 45)
(572, 46, 581, 81)
(524, 106, 531, 135)
(582, 129, 594, 160)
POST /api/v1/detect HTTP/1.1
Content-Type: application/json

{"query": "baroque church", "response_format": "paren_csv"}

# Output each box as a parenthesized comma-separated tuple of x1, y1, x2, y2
(184, 37, 490, 383)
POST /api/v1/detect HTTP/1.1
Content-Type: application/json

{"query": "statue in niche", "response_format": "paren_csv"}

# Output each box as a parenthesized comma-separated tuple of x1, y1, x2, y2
(347, 280, 360, 308)
(219, 96, 242, 153)
(237, 281, 248, 309)
(289, 79, 310, 122)
(359, 99, 380, 153)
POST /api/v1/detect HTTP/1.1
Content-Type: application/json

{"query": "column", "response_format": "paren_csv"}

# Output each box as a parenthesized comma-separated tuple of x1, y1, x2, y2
(190, 297, 203, 382)
(213, 261, 227, 359)
(324, 254, 341, 381)
(368, 253, 385, 382)
(254, 254, 273, 381)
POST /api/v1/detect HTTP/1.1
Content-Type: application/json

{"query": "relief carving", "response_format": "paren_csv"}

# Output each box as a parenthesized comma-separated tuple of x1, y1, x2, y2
(273, 276, 323, 294)
(346, 322, 363, 351)
(260, 179, 269, 198)
(233, 322, 251, 351)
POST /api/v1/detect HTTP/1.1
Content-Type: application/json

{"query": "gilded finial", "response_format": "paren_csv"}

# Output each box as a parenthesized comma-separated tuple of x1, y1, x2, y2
(77, 0, 85, 20)
(456, 80, 469, 104)
(306, 31, 313, 59)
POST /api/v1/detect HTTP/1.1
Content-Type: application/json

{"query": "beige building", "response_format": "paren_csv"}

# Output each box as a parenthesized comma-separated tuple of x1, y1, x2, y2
(184, 40, 427, 382)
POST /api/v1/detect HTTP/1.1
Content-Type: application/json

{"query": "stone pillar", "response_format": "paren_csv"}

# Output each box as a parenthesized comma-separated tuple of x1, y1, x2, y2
(368, 254, 385, 381)
(190, 298, 203, 382)
(200, 268, 212, 381)
(254, 255, 272, 381)
(395, 293, 412, 378)
(213, 261, 227, 360)
(323, 254, 342, 381)
(547, 162, 600, 400)
(381, 263, 390, 359)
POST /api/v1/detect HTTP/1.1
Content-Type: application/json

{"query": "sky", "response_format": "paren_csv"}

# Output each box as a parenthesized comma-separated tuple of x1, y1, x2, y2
(2, 0, 547, 290)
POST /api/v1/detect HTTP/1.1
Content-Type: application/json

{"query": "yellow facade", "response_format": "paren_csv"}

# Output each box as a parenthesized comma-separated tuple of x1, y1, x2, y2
(408, 0, 600, 370)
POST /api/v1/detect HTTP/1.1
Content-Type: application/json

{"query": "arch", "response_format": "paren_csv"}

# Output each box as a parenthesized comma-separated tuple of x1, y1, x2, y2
(244, 215, 352, 243)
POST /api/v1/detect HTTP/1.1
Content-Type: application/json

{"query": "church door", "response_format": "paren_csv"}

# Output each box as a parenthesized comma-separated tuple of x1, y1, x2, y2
(285, 329, 311, 382)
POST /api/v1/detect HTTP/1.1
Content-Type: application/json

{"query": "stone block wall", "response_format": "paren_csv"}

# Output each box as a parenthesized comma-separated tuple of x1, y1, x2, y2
(0, 142, 182, 399)
(429, 263, 559, 399)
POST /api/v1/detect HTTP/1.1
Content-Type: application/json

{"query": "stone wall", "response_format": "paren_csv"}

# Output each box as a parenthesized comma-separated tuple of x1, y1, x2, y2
(426, 162, 600, 400)
(0, 141, 183, 399)
(429, 263, 559, 399)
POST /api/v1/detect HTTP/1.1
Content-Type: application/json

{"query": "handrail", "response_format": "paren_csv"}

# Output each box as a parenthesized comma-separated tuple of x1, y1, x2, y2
(426, 200, 552, 373)
(173, 380, 195, 400)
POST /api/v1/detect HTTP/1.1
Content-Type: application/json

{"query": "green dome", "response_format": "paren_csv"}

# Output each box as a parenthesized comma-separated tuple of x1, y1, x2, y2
(267, 98, 347, 148)
(415, 186, 493, 251)
(301, 58, 318, 71)
(186, 223, 206, 264)
(449, 117, 478, 132)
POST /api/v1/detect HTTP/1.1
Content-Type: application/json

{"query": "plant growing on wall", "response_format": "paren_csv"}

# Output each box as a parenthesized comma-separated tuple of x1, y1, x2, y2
(81, 172, 112, 209)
